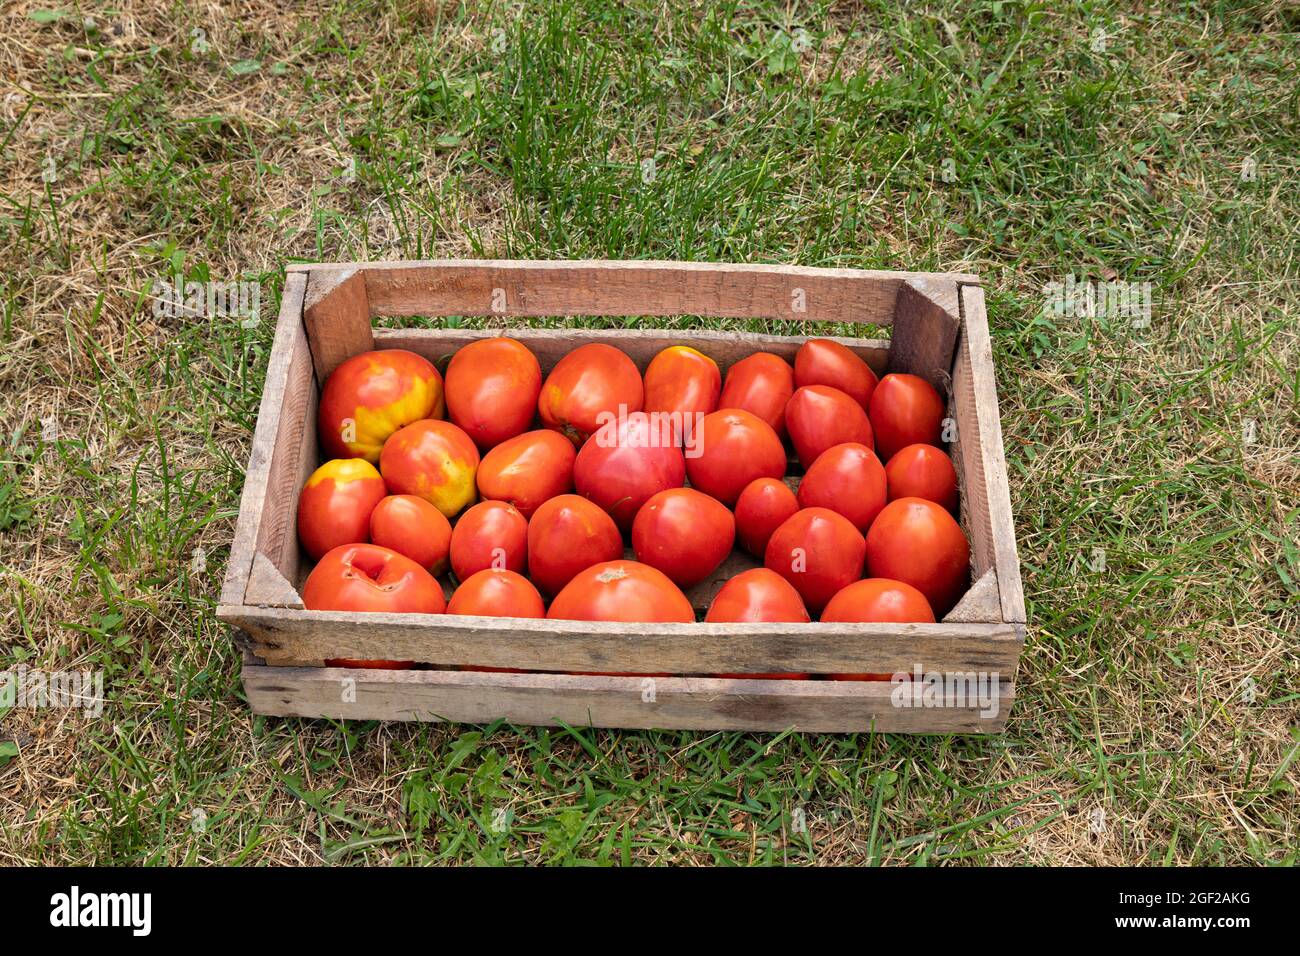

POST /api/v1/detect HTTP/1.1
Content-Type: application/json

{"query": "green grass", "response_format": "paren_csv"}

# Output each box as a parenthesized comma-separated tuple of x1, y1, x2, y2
(0, 0, 1296, 864)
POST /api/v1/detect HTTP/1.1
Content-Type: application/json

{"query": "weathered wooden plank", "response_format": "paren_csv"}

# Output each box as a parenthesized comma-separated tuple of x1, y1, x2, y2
(216, 605, 1021, 675)
(941, 568, 1001, 623)
(957, 285, 1026, 624)
(888, 276, 961, 392)
(219, 273, 308, 606)
(243, 665, 1013, 733)
(285, 260, 977, 325)
(302, 268, 373, 383)
(374, 326, 890, 376)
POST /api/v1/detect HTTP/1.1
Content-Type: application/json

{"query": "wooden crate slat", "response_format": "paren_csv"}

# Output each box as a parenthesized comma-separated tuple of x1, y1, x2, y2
(887, 276, 961, 391)
(243, 665, 1013, 733)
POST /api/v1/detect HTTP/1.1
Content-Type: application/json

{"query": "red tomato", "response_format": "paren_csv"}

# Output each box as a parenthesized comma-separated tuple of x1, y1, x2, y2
(885, 443, 959, 514)
(705, 568, 809, 623)
(796, 442, 887, 534)
(318, 349, 444, 463)
(368, 494, 452, 574)
(445, 337, 542, 451)
(303, 543, 446, 614)
(822, 578, 935, 623)
(538, 343, 643, 446)
(450, 500, 528, 580)
(631, 488, 735, 589)
(547, 560, 694, 622)
(763, 507, 866, 614)
(476, 429, 575, 519)
(643, 346, 721, 421)
(822, 577, 933, 681)
(865, 497, 969, 616)
(794, 338, 879, 410)
(296, 459, 387, 560)
(733, 477, 799, 558)
(447, 568, 545, 618)
(868, 373, 946, 461)
(717, 352, 795, 439)
(526, 494, 623, 596)
(785, 385, 874, 469)
(379, 419, 480, 518)
(573, 411, 686, 531)
(685, 408, 786, 506)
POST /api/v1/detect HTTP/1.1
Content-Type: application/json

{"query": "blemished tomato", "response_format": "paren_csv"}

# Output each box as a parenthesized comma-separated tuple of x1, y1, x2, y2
(794, 339, 879, 410)
(538, 343, 643, 446)
(643, 346, 721, 421)
(476, 429, 576, 519)
(526, 494, 623, 596)
(868, 373, 946, 461)
(446, 568, 545, 618)
(444, 337, 542, 451)
(796, 442, 887, 534)
(547, 560, 695, 623)
(631, 488, 735, 589)
(297, 459, 387, 560)
(685, 408, 787, 506)
(318, 349, 444, 463)
(368, 494, 452, 574)
(885, 443, 959, 514)
(574, 411, 686, 531)
(764, 507, 866, 614)
(705, 568, 810, 623)
(303, 543, 446, 614)
(822, 577, 933, 681)
(733, 477, 799, 558)
(785, 385, 874, 469)
(865, 497, 970, 616)
(379, 419, 480, 518)
(450, 500, 528, 580)
(717, 352, 795, 439)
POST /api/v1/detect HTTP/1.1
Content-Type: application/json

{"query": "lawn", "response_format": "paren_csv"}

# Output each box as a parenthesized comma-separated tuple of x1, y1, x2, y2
(1, 0, 1296, 864)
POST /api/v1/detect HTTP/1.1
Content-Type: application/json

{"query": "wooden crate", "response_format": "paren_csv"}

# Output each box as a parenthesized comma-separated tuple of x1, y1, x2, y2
(216, 261, 1025, 733)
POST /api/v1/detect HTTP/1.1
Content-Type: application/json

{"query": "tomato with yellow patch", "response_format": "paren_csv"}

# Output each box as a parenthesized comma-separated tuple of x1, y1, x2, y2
(318, 349, 444, 463)
(379, 419, 480, 519)
(297, 458, 388, 560)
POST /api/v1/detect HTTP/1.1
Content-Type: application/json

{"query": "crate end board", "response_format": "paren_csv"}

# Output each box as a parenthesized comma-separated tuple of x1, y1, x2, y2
(242, 665, 1013, 734)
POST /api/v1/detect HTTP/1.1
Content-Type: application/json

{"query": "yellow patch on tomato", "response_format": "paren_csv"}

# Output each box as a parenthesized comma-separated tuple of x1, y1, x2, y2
(304, 458, 382, 490)
(345, 372, 444, 459)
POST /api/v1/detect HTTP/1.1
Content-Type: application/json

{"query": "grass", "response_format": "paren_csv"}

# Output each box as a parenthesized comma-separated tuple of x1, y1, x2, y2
(0, 0, 1296, 864)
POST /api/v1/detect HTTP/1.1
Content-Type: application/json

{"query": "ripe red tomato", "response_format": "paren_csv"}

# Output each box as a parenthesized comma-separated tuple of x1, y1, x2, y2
(643, 346, 720, 420)
(794, 339, 879, 410)
(547, 560, 695, 623)
(444, 337, 542, 451)
(717, 352, 795, 439)
(318, 349, 444, 463)
(865, 497, 970, 616)
(450, 500, 528, 580)
(574, 411, 686, 531)
(822, 577, 933, 681)
(705, 568, 809, 623)
(526, 494, 623, 595)
(796, 442, 887, 534)
(538, 343, 643, 446)
(763, 507, 866, 613)
(631, 488, 735, 589)
(379, 419, 480, 518)
(868, 373, 946, 461)
(303, 543, 446, 614)
(368, 494, 452, 574)
(785, 385, 874, 469)
(885, 443, 959, 514)
(297, 459, 387, 560)
(733, 477, 799, 558)
(447, 568, 545, 618)
(476, 429, 575, 519)
(685, 408, 786, 506)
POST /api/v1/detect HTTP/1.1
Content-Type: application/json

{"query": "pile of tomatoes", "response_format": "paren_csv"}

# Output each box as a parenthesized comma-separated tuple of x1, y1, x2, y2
(296, 336, 969, 677)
